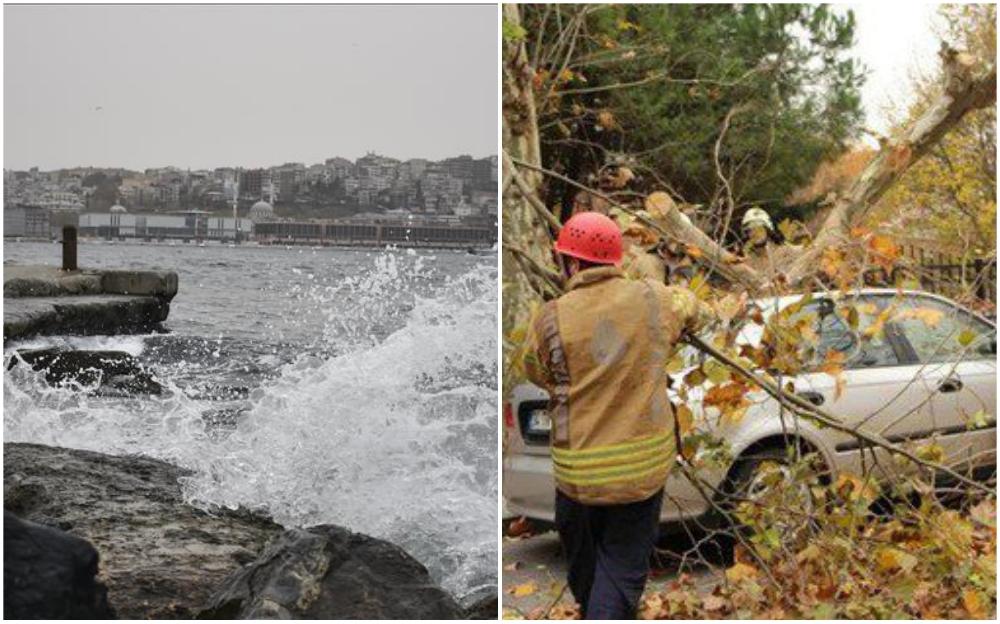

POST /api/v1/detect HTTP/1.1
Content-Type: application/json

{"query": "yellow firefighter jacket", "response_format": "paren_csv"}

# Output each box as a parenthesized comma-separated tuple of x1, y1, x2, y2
(524, 265, 711, 505)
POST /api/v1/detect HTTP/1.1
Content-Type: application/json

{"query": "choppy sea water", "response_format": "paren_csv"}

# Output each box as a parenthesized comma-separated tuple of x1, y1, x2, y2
(4, 240, 497, 597)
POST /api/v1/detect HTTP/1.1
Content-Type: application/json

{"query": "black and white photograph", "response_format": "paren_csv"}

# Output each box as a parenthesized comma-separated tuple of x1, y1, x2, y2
(3, 4, 498, 619)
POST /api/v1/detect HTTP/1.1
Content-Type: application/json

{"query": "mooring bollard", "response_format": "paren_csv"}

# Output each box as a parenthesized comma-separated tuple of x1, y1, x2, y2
(62, 225, 78, 271)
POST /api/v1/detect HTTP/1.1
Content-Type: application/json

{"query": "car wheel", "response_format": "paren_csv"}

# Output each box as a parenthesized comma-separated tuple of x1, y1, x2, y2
(709, 444, 828, 562)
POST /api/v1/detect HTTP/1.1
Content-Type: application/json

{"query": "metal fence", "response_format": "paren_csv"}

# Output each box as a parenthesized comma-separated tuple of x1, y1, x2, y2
(913, 258, 996, 304)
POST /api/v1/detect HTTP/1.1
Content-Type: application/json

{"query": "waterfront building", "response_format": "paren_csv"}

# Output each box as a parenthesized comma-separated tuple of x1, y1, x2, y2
(4, 205, 51, 238)
(248, 199, 275, 222)
(252, 216, 495, 248)
(77, 211, 251, 241)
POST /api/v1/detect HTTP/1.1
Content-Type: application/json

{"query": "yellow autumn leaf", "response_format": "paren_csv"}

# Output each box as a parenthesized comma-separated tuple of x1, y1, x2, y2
(721, 404, 748, 424)
(703, 359, 731, 385)
(820, 349, 846, 373)
(916, 443, 945, 464)
(725, 562, 758, 583)
(665, 353, 686, 374)
(509, 582, 537, 597)
(875, 547, 918, 573)
(820, 247, 844, 279)
(834, 472, 880, 503)
(962, 589, 989, 619)
(893, 307, 944, 328)
(674, 404, 694, 435)
(596, 109, 617, 130)
(863, 306, 893, 339)
(869, 234, 900, 263)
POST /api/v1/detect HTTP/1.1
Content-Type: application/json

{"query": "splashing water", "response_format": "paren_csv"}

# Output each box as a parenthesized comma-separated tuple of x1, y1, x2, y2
(4, 247, 497, 596)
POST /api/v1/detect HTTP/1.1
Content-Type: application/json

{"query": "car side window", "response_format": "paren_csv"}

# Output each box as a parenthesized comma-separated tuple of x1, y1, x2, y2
(797, 298, 900, 369)
(890, 295, 997, 364)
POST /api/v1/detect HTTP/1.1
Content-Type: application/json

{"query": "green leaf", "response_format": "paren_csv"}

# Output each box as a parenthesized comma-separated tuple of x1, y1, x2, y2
(969, 409, 990, 429)
(809, 602, 837, 619)
(502, 18, 527, 42)
(703, 359, 731, 385)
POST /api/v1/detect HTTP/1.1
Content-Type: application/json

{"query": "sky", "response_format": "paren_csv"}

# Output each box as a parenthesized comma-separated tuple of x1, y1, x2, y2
(4, 5, 498, 171)
(842, 3, 946, 140)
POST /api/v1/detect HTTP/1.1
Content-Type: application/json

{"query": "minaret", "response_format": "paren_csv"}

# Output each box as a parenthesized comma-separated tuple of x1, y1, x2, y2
(232, 171, 240, 243)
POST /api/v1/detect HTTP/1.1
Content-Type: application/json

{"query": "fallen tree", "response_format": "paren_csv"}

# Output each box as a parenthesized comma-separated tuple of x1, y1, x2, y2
(502, 4, 997, 619)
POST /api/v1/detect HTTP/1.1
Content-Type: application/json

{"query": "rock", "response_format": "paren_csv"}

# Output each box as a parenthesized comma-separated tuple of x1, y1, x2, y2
(4, 295, 171, 342)
(4, 443, 283, 619)
(7, 348, 164, 395)
(200, 525, 464, 619)
(4, 510, 115, 619)
(460, 585, 499, 619)
(100, 270, 178, 299)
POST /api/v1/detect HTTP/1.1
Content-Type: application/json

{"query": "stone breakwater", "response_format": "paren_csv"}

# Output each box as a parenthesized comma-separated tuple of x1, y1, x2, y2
(3, 265, 178, 342)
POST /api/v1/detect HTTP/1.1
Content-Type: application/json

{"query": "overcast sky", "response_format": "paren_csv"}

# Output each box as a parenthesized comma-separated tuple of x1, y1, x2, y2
(4, 5, 497, 171)
(842, 3, 945, 139)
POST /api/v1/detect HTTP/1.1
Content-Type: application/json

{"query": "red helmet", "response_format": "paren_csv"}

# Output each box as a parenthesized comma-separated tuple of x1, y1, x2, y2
(554, 212, 623, 264)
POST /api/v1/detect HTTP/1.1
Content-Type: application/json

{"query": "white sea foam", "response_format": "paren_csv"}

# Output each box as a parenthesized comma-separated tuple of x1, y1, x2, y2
(3, 251, 497, 596)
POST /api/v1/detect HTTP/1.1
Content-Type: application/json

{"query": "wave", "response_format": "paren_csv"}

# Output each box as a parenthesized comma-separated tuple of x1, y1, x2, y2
(3, 251, 497, 596)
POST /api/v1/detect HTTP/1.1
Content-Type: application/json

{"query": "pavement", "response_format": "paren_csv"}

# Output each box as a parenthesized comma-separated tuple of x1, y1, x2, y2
(501, 528, 722, 619)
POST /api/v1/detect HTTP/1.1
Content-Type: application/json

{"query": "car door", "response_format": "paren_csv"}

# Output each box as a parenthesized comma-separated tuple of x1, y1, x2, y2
(783, 294, 933, 479)
(886, 293, 997, 471)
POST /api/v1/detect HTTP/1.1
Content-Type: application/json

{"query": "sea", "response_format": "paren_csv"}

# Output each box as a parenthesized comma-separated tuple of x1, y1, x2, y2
(3, 239, 497, 598)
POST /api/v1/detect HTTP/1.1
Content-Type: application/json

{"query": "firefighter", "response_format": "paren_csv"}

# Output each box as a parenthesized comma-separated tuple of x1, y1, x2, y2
(740, 206, 774, 255)
(523, 211, 713, 619)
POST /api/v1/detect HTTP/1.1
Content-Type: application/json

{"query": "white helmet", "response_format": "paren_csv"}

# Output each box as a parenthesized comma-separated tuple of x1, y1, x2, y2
(741, 207, 773, 232)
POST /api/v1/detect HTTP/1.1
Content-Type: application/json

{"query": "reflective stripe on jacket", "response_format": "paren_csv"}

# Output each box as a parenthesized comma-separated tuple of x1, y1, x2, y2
(524, 265, 711, 505)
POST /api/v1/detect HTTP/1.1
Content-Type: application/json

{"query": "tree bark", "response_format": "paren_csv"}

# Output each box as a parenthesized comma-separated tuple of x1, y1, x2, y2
(502, 4, 558, 394)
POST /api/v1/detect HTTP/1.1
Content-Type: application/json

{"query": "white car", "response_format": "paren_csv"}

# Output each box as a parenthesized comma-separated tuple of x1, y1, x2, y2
(503, 289, 996, 531)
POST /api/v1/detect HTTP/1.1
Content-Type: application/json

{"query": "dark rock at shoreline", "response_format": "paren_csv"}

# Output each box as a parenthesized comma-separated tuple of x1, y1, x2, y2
(3, 443, 283, 619)
(4, 294, 171, 342)
(460, 585, 499, 619)
(199, 525, 464, 619)
(7, 348, 164, 395)
(4, 510, 115, 619)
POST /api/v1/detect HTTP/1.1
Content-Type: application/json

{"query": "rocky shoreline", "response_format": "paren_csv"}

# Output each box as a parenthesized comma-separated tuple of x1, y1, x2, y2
(3, 443, 496, 619)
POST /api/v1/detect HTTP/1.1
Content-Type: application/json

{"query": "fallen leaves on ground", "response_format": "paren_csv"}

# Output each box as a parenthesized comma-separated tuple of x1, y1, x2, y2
(506, 494, 996, 620)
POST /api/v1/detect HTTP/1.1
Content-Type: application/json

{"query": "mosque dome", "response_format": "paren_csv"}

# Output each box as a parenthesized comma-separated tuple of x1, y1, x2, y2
(110, 204, 127, 213)
(249, 200, 274, 222)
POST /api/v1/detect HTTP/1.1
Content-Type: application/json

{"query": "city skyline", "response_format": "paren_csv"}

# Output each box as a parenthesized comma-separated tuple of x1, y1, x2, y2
(5, 151, 498, 220)
(3, 150, 497, 174)
(4, 5, 498, 171)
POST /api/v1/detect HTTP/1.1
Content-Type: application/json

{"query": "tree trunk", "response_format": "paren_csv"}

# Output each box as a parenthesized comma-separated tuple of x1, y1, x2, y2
(502, 4, 559, 394)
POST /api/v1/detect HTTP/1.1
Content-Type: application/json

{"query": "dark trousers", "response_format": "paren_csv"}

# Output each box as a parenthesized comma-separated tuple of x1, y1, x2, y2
(555, 489, 663, 620)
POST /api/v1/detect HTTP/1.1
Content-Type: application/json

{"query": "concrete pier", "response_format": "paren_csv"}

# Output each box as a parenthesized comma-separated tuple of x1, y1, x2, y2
(4, 265, 178, 342)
